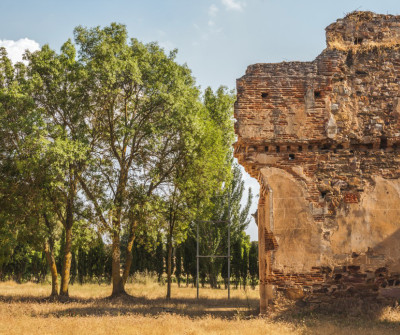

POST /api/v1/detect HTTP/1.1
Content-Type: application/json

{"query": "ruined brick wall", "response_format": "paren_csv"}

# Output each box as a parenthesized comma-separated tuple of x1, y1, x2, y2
(234, 12, 400, 313)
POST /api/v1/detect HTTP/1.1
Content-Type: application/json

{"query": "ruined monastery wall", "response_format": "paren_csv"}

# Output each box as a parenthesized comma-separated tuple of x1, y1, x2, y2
(234, 12, 400, 313)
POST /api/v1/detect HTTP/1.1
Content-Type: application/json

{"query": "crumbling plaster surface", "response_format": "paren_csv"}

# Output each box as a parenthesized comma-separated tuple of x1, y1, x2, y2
(260, 168, 320, 273)
(234, 11, 400, 312)
(333, 177, 400, 271)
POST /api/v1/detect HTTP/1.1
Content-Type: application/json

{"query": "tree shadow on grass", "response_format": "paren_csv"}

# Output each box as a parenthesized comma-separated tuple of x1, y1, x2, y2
(0, 294, 95, 304)
(2, 291, 399, 331)
(0, 293, 260, 319)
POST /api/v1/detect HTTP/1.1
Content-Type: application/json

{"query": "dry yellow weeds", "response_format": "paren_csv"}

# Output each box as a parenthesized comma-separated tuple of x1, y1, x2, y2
(0, 281, 399, 335)
(327, 38, 400, 53)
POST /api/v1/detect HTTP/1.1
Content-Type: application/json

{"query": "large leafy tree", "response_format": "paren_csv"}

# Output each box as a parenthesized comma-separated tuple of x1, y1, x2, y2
(1, 36, 95, 298)
(73, 23, 204, 296)
(25, 41, 91, 297)
(0, 48, 64, 296)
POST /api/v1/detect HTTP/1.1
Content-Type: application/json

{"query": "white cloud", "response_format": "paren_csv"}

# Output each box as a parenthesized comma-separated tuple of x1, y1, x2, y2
(0, 38, 40, 64)
(221, 0, 246, 11)
(208, 4, 219, 17)
(193, 3, 224, 46)
(208, 4, 219, 27)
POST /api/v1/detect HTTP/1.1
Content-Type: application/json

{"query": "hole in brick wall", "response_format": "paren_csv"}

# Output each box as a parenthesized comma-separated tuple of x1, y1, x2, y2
(322, 143, 331, 150)
(380, 137, 388, 150)
(346, 51, 353, 67)
(298, 145, 303, 152)
(261, 92, 268, 98)
(265, 146, 269, 152)
(314, 91, 321, 99)
(337, 144, 344, 149)
(355, 70, 368, 76)
(393, 143, 398, 150)
(367, 143, 373, 149)
(320, 191, 327, 199)
(276, 145, 280, 153)
(350, 150, 354, 154)
(289, 154, 295, 160)
(354, 37, 363, 45)
(308, 145, 313, 151)
(287, 145, 291, 151)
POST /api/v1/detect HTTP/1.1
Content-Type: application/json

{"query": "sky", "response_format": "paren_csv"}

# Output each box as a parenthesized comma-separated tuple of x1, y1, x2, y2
(1, 0, 399, 240)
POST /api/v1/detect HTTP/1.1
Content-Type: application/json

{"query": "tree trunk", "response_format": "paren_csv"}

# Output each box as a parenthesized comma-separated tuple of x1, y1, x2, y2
(111, 229, 126, 296)
(43, 213, 58, 297)
(122, 221, 137, 285)
(60, 224, 72, 296)
(44, 241, 58, 297)
(209, 261, 217, 288)
(59, 177, 77, 297)
(166, 234, 172, 300)
(16, 272, 22, 284)
(110, 172, 129, 297)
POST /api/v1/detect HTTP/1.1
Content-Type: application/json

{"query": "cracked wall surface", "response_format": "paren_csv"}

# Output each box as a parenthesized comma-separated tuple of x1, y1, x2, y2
(234, 11, 400, 313)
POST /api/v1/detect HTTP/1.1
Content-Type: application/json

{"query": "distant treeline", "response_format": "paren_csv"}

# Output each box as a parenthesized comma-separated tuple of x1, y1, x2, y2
(1, 228, 259, 289)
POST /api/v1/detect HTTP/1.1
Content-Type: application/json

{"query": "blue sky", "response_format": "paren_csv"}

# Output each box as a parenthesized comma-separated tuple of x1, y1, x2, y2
(1, 0, 399, 240)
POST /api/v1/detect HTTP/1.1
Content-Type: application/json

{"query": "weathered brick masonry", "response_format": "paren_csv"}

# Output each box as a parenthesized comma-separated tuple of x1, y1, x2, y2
(234, 12, 400, 313)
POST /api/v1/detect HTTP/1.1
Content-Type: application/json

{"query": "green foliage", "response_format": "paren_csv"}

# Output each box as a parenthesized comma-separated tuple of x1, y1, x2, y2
(0, 23, 256, 294)
(232, 238, 242, 288)
(241, 234, 250, 289)
(195, 163, 253, 288)
(182, 234, 196, 286)
(249, 241, 258, 288)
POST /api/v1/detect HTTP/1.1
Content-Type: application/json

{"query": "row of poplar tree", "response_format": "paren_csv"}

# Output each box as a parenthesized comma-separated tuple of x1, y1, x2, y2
(0, 22, 258, 299)
(1, 225, 259, 289)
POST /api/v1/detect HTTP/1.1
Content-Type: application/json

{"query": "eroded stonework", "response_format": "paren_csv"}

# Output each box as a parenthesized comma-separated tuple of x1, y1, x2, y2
(234, 11, 400, 313)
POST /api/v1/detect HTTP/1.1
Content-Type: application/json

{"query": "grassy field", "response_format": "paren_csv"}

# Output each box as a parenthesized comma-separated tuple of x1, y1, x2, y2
(0, 278, 399, 335)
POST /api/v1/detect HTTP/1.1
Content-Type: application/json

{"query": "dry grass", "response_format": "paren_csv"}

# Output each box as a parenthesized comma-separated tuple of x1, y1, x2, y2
(0, 279, 399, 335)
(327, 38, 400, 53)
